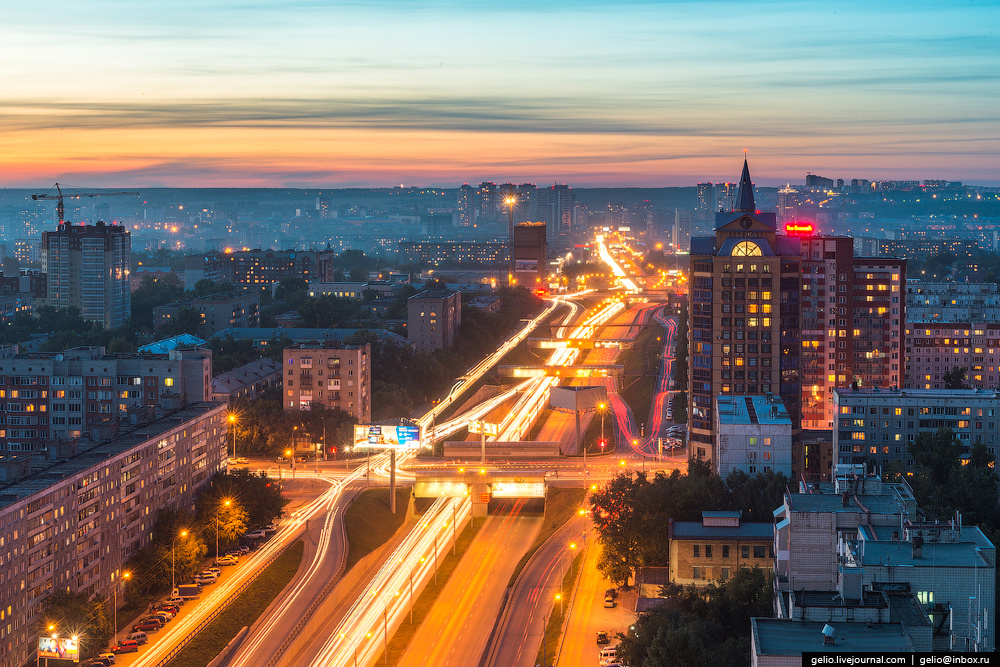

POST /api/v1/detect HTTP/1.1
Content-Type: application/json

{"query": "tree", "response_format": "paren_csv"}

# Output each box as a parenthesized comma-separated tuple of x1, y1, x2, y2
(40, 591, 112, 660)
(349, 266, 368, 282)
(943, 366, 968, 390)
(157, 305, 202, 337)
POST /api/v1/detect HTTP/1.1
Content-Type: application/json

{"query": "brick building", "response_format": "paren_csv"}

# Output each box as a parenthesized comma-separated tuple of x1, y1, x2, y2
(282, 341, 370, 422)
(667, 511, 774, 587)
(905, 322, 1000, 389)
(407, 289, 462, 353)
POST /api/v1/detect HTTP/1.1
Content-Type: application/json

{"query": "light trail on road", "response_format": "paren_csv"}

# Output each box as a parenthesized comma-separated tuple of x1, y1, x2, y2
(134, 452, 392, 667)
(307, 495, 472, 667)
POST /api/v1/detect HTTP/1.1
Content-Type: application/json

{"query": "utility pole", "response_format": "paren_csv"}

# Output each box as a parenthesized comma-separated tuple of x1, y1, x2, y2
(389, 450, 396, 514)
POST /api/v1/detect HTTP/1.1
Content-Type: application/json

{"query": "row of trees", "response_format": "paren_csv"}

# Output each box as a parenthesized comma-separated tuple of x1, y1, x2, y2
(40, 470, 286, 658)
(230, 389, 359, 456)
(589, 459, 789, 585)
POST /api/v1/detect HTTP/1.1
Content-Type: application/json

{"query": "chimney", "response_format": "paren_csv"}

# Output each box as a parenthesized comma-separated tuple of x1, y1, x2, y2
(911, 533, 924, 559)
(842, 492, 850, 507)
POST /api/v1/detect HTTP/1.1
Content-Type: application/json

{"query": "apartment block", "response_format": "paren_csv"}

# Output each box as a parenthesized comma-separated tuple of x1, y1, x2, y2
(43, 221, 131, 328)
(397, 241, 507, 266)
(512, 222, 547, 286)
(154, 291, 260, 337)
(905, 322, 1000, 389)
(188, 248, 336, 287)
(906, 282, 1000, 323)
(0, 344, 212, 454)
(834, 387, 1000, 471)
(0, 402, 228, 667)
(667, 511, 773, 587)
(714, 394, 792, 478)
(407, 289, 461, 353)
(283, 341, 370, 423)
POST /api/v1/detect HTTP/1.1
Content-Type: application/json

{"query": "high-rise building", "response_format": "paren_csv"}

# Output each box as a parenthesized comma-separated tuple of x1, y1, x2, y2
(672, 210, 693, 253)
(715, 182, 737, 214)
(516, 184, 537, 224)
(283, 341, 370, 421)
(457, 184, 474, 226)
(776, 185, 800, 223)
(477, 182, 498, 225)
(688, 160, 803, 472)
(696, 182, 715, 222)
(538, 184, 575, 254)
(43, 221, 131, 328)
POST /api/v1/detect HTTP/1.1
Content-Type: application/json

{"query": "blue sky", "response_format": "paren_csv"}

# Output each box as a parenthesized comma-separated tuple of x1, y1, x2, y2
(1, 0, 997, 186)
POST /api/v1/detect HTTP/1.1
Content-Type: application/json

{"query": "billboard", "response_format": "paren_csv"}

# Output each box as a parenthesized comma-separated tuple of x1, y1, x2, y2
(354, 424, 421, 450)
(38, 636, 80, 662)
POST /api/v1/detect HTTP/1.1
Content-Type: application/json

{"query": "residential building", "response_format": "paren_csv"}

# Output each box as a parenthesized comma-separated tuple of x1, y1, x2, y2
(153, 291, 260, 337)
(307, 281, 403, 299)
(751, 619, 915, 666)
(695, 182, 714, 223)
(906, 282, 1000, 323)
(131, 265, 178, 290)
(188, 248, 336, 287)
(210, 327, 413, 351)
(798, 234, 905, 437)
(457, 184, 474, 226)
(0, 344, 212, 454)
(283, 341, 370, 422)
(538, 184, 574, 254)
(0, 402, 228, 667)
(13, 238, 41, 265)
(671, 209, 692, 253)
(714, 394, 792, 478)
(667, 511, 774, 587)
(512, 222, 547, 287)
(477, 182, 498, 225)
(397, 241, 507, 266)
(407, 289, 461, 353)
(879, 239, 981, 260)
(834, 387, 1000, 471)
(0, 271, 47, 303)
(688, 160, 803, 472)
(43, 221, 131, 328)
(211, 357, 282, 404)
(904, 322, 1000, 389)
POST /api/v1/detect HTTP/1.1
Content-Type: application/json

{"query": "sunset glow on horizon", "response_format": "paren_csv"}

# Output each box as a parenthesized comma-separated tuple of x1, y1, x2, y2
(2, 1, 998, 188)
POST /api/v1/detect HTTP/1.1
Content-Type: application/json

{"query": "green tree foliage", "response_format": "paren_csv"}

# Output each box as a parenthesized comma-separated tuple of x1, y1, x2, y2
(130, 274, 184, 329)
(194, 278, 235, 297)
(40, 590, 113, 660)
(943, 366, 968, 390)
(156, 305, 202, 337)
(126, 508, 207, 596)
(195, 470, 285, 536)
(590, 461, 789, 584)
(620, 567, 771, 667)
(210, 335, 262, 374)
(230, 389, 358, 456)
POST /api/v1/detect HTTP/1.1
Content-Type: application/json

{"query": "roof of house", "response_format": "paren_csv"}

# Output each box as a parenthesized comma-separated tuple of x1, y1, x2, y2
(670, 520, 773, 541)
(752, 619, 913, 655)
(211, 358, 282, 395)
(716, 394, 791, 426)
(138, 334, 208, 354)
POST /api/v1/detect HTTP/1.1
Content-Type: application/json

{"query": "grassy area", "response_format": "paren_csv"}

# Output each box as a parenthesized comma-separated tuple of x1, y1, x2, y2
(534, 551, 585, 667)
(508, 487, 587, 587)
(374, 520, 483, 666)
(617, 317, 665, 430)
(165, 541, 304, 667)
(345, 486, 411, 570)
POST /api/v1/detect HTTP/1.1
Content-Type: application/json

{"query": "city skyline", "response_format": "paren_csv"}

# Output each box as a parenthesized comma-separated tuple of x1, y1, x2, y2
(2, 1, 998, 188)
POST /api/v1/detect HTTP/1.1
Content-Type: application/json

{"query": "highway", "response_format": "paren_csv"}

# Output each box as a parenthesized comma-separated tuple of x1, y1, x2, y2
(394, 499, 541, 667)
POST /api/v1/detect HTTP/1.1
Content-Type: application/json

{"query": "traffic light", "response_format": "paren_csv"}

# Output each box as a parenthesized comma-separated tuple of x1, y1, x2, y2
(329, 446, 337, 453)
(599, 439, 606, 449)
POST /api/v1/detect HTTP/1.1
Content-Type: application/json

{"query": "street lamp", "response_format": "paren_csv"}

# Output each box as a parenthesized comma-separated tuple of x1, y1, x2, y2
(172, 530, 188, 594)
(227, 412, 237, 459)
(113, 571, 130, 644)
(216, 499, 231, 560)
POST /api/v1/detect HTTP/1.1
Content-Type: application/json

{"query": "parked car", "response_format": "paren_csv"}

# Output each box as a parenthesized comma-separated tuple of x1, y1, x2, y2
(605, 588, 618, 599)
(97, 653, 117, 664)
(111, 641, 139, 654)
(194, 576, 216, 586)
(245, 530, 266, 540)
(236, 457, 249, 464)
(132, 619, 161, 632)
(216, 555, 238, 565)
(165, 595, 185, 606)
(88, 658, 113, 667)
(205, 567, 222, 576)
(148, 612, 171, 624)
(125, 632, 148, 646)
(596, 631, 610, 645)
(263, 522, 278, 533)
(155, 604, 180, 615)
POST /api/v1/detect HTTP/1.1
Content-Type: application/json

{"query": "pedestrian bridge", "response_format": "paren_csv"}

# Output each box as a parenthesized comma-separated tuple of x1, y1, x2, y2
(413, 469, 548, 516)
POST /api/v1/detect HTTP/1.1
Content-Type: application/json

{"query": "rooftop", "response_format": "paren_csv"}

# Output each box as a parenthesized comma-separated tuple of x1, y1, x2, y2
(835, 387, 1000, 400)
(669, 519, 773, 541)
(0, 402, 226, 509)
(138, 334, 208, 354)
(716, 394, 791, 426)
(212, 327, 412, 348)
(785, 488, 913, 516)
(854, 538, 994, 569)
(752, 619, 914, 655)
(211, 357, 281, 394)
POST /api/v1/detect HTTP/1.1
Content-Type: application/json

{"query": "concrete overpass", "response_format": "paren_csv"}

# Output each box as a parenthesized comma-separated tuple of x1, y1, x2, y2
(413, 469, 548, 517)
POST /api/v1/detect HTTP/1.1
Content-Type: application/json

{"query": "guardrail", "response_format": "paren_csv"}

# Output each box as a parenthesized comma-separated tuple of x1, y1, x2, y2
(261, 489, 357, 667)
(153, 536, 298, 667)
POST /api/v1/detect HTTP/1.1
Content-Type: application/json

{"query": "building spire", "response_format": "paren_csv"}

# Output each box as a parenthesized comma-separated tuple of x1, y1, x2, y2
(736, 158, 755, 212)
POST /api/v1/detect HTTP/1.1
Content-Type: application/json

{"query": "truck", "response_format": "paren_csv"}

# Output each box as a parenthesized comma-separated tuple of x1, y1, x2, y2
(173, 584, 201, 599)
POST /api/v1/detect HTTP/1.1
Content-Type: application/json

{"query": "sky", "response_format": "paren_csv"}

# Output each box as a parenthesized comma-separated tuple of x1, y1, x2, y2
(1, 0, 998, 188)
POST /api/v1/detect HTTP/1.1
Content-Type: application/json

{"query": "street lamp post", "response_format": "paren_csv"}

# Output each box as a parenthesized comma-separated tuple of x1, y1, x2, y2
(227, 413, 237, 459)
(322, 416, 328, 462)
(113, 571, 130, 644)
(171, 530, 188, 594)
(216, 499, 231, 559)
(505, 195, 517, 284)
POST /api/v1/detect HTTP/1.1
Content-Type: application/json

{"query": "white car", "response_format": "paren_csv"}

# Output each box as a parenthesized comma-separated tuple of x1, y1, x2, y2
(245, 530, 266, 540)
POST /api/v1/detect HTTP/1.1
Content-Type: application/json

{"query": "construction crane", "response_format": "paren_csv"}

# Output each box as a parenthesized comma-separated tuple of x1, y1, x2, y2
(32, 183, 140, 226)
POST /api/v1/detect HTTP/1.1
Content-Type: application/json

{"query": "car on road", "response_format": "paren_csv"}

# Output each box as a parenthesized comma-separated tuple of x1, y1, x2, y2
(216, 555, 238, 565)
(596, 631, 610, 645)
(245, 529, 266, 539)
(236, 457, 249, 464)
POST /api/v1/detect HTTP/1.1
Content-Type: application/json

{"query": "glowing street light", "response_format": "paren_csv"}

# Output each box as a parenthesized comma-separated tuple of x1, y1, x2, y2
(172, 530, 188, 593)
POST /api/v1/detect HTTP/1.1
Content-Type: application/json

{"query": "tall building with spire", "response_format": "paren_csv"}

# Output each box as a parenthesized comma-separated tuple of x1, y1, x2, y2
(688, 160, 804, 476)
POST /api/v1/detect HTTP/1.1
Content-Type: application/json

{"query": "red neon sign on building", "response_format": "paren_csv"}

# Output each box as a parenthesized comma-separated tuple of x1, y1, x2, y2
(785, 223, 814, 236)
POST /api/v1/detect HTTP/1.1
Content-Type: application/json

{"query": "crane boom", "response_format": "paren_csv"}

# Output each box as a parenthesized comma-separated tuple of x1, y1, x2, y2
(32, 183, 140, 226)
